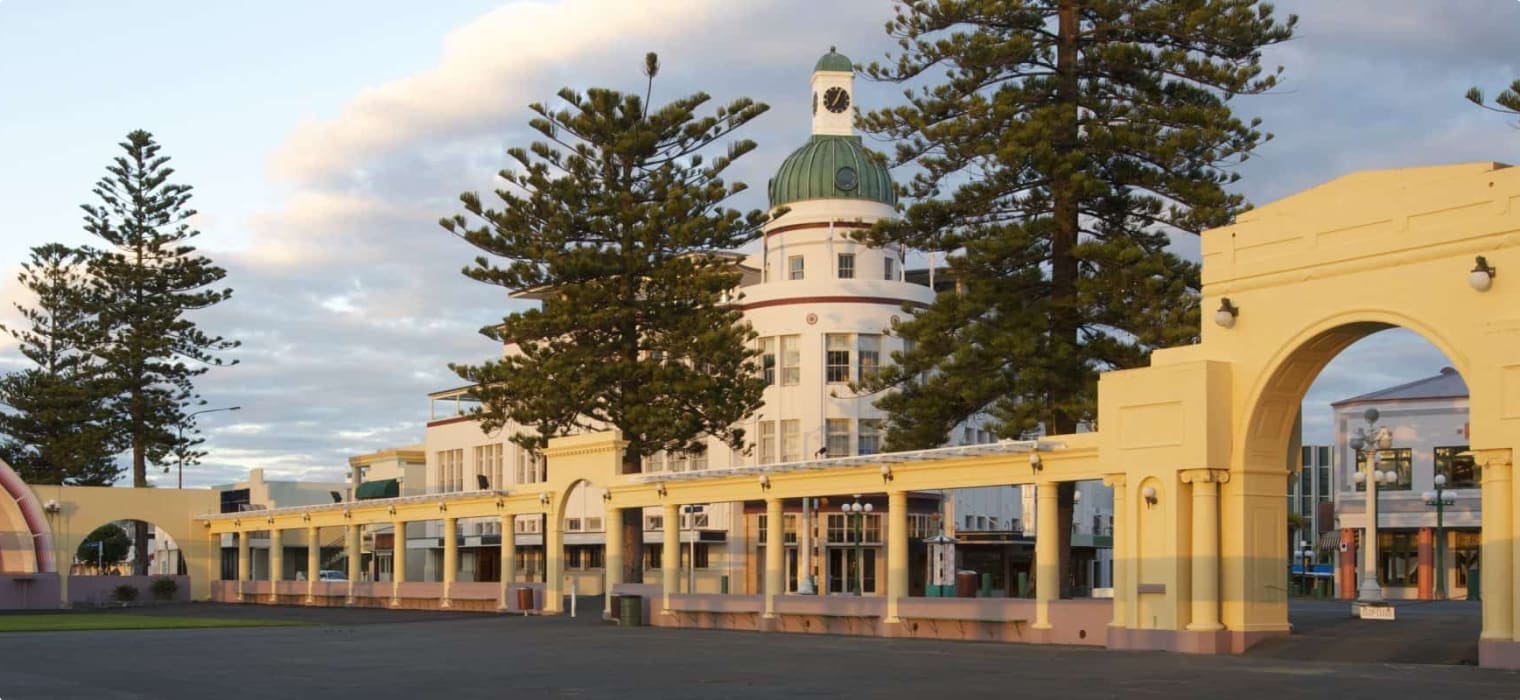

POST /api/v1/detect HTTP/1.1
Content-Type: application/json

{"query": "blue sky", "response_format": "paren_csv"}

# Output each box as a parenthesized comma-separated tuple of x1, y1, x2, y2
(0, 1, 1514, 485)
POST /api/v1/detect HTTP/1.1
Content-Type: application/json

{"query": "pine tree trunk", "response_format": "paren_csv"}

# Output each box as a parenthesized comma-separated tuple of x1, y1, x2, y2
(132, 436, 149, 575)
(1049, 0, 1081, 437)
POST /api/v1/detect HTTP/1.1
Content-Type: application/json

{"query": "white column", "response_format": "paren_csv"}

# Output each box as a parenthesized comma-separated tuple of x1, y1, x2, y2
(442, 516, 458, 608)
(1184, 469, 1225, 631)
(604, 506, 623, 617)
(499, 514, 515, 611)
(391, 518, 406, 607)
(662, 503, 680, 614)
(885, 490, 908, 623)
(1034, 482, 1058, 629)
(268, 528, 283, 603)
(764, 497, 784, 618)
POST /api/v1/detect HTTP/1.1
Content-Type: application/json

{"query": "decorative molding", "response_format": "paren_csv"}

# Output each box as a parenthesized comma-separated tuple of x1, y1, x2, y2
(739, 295, 928, 312)
(1179, 468, 1231, 485)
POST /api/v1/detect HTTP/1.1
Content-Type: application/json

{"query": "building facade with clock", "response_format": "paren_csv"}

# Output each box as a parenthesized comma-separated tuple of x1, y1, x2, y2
(401, 48, 1112, 600)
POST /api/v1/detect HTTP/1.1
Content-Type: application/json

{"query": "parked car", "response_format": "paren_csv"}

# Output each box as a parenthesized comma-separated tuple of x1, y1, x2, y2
(317, 570, 346, 581)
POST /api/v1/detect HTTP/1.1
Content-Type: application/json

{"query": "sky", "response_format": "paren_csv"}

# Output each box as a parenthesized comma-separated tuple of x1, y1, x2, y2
(0, 0, 1514, 486)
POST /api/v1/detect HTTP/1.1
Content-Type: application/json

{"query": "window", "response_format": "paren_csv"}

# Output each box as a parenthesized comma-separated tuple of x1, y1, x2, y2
(826, 418, 851, 458)
(757, 514, 767, 544)
(963, 427, 975, 445)
(759, 421, 777, 464)
(837, 253, 855, 279)
(644, 545, 662, 570)
(584, 517, 603, 532)
(781, 420, 801, 462)
(788, 255, 805, 280)
(760, 337, 776, 386)
(780, 335, 801, 385)
(826, 334, 851, 383)
(645, 515, 664, 531)
(645, 452, 666, 473)
(884, 256, 895, 281)
(435, 449, 464, 492)
(826, 513, 881, 543)
(1434, 446, 1477, 488)
(857, 334, 880, 382)
(473, 444, 503, 490)
(564, 518, 583, 532)
(669, 451, 689, 473)
(681, 543, 711, 569)
(515, 448, 544, 485)
(858, 419, 881, 456)
(1354, 448, 1412, 491)
(689, 447, 708, 471)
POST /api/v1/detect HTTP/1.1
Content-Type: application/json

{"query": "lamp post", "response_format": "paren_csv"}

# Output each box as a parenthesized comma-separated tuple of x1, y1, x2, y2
(1422, 474, 1455, 600)
(1349, 408, 1395, 604)
(177, 406, 242, 489)
(1298, 540, 1315, 597)
(841, 495, 872, 595)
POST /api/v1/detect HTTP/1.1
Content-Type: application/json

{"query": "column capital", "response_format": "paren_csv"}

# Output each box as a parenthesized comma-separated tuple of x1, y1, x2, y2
(1179, 468, 1230, 485)
(1102, 473, 1127, 488)
(1473, 448, 1513, 477)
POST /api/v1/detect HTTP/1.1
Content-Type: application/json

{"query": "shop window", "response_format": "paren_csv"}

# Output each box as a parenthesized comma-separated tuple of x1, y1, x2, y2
(1434, 446, 1477, 488)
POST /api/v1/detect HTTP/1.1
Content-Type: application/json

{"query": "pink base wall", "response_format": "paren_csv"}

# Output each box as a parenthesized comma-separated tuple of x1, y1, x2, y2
(0, 574, 189, 609)
(210, 579, 551, 613)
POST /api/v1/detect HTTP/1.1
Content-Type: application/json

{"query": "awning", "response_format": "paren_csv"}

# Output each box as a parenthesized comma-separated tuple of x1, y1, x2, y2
(355, 478, 400, 500)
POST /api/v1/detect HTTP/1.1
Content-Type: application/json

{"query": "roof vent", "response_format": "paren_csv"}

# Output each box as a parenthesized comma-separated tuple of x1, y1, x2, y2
(1439, 366, 1457, 375)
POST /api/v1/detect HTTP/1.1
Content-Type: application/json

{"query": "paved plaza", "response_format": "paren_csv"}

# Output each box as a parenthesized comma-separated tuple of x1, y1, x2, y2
(0, 602, 1513, 699)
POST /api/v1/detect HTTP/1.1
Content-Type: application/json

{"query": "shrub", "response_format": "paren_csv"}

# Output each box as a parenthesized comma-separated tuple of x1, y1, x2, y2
(113, 584, 139, 603)
(150, 577, 178, 601)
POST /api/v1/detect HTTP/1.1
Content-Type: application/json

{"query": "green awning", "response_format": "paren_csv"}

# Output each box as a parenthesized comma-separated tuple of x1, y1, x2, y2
(355, 478, 399, 500)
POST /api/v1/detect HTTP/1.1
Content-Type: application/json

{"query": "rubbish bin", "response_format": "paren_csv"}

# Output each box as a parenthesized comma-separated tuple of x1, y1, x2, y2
(1468, 566, 1481, 601)
(618, 594, 643, 627)
(516, 587, 535, 612)
(955, 570, 979, 598)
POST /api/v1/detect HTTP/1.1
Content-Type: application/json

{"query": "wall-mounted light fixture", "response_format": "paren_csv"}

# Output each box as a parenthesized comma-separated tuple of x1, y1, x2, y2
(1214, 298, 1239, 328)
(1029, 451, 1043, 472)
(1470, 256, 1497, 292)
(388, 505, 398, 516)
(1142, 485, 1158, 507)
(42, 499, 60, 515)
(343, 510, 353, 520)
(233, 518, 241, 528)
(302, 513, 312, 523)
(494, 498, 504, 509)
(1072, 490, 1082, 504)
(602, 491, 612, 502)
(655, 482, 668, 497)
(881, 465, 893, 483)
(538, 492, 551, 506)
(759, 474, 771, 491)
(438, 502, 448, 513)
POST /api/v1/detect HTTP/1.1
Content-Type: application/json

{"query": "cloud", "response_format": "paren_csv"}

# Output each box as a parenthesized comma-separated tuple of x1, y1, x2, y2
(270, 0, 723, 182)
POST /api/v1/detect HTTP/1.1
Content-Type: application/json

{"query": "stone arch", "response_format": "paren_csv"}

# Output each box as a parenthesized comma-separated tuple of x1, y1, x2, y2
(1238, 310, 1471, 473)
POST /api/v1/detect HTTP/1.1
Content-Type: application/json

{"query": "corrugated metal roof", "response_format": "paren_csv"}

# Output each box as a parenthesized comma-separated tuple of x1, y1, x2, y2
(1331, 367, 1468, 406)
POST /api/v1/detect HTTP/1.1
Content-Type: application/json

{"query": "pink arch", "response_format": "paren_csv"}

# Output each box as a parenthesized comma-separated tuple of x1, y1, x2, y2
(0, 461, 54, 573)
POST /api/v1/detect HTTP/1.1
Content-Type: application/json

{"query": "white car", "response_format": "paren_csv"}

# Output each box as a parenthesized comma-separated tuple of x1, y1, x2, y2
(317, 570, 346, 581)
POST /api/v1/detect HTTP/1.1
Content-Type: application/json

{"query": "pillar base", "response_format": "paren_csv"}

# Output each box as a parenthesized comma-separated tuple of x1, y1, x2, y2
(1107, 627, 1238, 654)
(1480, 638, 1520, 670)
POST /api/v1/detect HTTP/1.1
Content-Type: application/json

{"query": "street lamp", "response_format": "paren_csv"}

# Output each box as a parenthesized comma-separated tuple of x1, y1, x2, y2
(1297, 540, 1315, 597)
(841, 495, 872, 595)
(1422, 474, 1455, 600)
(1348, 408, 1394, 605)
(177, 406, 242, 489)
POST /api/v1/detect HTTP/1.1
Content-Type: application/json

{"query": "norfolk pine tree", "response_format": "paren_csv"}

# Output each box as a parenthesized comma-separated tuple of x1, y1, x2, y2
(83, 130, 238, 574)
(442, 54, 769, 474)
(0, 244, 122, 485)
(858, 0, 1296, 446)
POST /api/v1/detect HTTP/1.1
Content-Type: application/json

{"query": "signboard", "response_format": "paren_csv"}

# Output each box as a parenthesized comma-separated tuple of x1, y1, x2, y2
(1358, 604, 1396, 620)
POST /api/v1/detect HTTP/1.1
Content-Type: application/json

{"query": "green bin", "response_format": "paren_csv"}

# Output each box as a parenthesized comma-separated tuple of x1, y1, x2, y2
(618, 594, 643, 627)
(1468, 566, 1480, 601)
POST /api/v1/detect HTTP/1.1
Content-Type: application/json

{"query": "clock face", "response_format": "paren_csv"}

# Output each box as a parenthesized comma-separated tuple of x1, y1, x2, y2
(835, 166, 857, 191)
(823, 87, 850, 114)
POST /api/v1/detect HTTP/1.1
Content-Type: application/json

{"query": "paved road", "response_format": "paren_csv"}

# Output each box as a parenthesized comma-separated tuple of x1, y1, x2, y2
(0, 603, 1515, 699)
(1250, 599, 1483, 665)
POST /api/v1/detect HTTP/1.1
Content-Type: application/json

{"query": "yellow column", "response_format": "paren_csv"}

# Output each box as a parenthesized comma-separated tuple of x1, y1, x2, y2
(886, 490, 908, 623)
(662, 502, 680, 613)
(499, 514, 515, 611)
(1103, 474, 1127, 629)
(345, 523, 361, 604)
(305, 525, 318, 604)
(764, 497, 784, 618)
(545, 508, 564, 614)
(268, 528, 283, 603)
(1184, 469, 1225, 631)
(442, 516, 458, 608)
(1480, 455, 1512, 642)
(391, 518, 405, 607)
(1034, 482, 1058, 629)
(604, 506, 622, 618)
(236, 531, 251, 601)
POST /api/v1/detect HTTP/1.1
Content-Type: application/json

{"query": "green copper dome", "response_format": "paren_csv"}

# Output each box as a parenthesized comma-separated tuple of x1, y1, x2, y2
(768, 135, 895, 209)
(814, 47, 853, 73)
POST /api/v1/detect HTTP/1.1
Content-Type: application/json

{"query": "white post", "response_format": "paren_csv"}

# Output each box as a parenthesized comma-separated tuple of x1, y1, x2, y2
(570, 576, 577, 618)
(1357, 451, 1384, 603)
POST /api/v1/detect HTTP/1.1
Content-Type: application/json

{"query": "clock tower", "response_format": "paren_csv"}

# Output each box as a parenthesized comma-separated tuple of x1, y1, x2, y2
(810, 47, 855, 136)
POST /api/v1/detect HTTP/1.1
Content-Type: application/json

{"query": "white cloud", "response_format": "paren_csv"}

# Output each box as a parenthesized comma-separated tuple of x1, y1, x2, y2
(270, 0, 721, 182)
